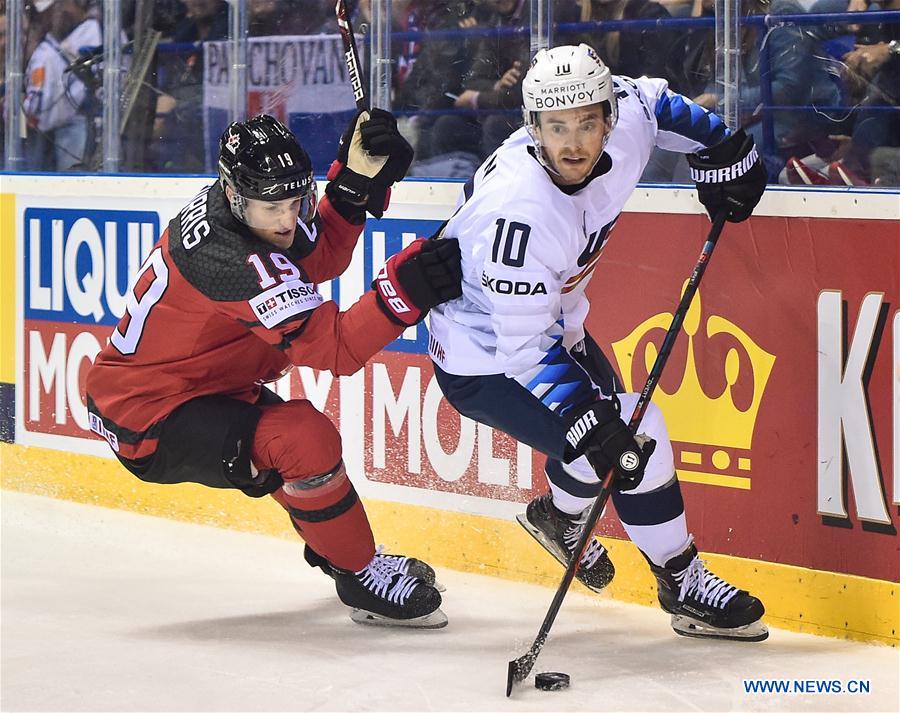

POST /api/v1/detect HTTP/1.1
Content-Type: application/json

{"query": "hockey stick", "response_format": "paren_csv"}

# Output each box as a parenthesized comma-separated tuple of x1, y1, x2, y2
(335, 0, 369, 110)
(506, 209, 730, 697)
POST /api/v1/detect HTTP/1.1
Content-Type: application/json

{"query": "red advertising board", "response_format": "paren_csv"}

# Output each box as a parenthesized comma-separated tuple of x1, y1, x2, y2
(16, 192, 897, 584)
(364, 213, 898, 583)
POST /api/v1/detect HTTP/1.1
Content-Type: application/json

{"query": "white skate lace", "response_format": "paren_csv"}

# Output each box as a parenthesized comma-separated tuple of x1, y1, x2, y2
(376, 552, 412, 575)
(674, 557, 739, 609)
(563, 524, 607, 569)
(356, 546, 419, 605)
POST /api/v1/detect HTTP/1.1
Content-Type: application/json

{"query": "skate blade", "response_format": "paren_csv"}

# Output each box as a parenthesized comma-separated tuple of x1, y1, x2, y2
(349, 607, 449, 629)
(670, 614, 769, 642)
(515, 513, 609, 594)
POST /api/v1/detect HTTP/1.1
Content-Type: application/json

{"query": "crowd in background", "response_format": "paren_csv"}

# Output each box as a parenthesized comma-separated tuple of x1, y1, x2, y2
(3, 0, 898, 184)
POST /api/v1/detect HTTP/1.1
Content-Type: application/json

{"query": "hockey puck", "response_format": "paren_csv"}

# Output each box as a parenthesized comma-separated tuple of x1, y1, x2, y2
(534, 672, 570, 691)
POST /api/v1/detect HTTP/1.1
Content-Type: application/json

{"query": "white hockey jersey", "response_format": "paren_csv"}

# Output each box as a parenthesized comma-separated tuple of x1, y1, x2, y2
(428, 75, 729, 415)
(24, 19, 101, 133)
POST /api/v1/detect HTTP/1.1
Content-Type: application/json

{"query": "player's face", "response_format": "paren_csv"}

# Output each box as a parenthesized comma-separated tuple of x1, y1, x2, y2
(242, 196, 304, 248)
(535, 105, 610, 186)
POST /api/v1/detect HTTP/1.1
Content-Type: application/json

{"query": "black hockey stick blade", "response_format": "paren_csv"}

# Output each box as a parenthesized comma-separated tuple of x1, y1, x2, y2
(335, 0, 368, 110)
(506, 637, 544, 696)
(505, 481, 610, 697)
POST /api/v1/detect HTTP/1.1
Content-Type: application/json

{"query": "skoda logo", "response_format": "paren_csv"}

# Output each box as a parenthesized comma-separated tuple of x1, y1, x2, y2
(620, 452, 640, 471)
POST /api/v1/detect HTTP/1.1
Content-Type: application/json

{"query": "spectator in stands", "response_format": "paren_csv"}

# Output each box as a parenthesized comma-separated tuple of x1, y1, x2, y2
(151, 0, 228, 172)
(572, 0, 689, 92)
(685, 0, 852, 181)
(775, 0, 898, 185)
(171, 0, 228, 42)
(396, 1, 487, 168)
(247, 0, 322, 37)
(397, 2, 482, 111)
(454, 0, 534, 154)
(829, 0, 900, 184)
(0, 1, 6, 161)
(299, 1, 339, 34)
(0, 3, 6, 78)
(408, 114, 483, 178)
(23, 0, 101, 171)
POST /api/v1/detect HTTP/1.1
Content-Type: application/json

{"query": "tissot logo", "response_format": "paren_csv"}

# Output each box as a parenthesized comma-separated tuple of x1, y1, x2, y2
(254, 284, 318, 315)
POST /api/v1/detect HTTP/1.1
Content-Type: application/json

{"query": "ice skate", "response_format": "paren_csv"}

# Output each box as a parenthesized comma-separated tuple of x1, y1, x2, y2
(650, 541, 767, 642)
(331, 550, 447, 629)
(516, 493, 615, 592)
(305, 544, 444, 591)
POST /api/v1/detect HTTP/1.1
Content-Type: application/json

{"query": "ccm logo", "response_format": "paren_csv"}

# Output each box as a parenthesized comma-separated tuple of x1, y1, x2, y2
(565, 409, 599, 449)
(375, 265, 411, 314)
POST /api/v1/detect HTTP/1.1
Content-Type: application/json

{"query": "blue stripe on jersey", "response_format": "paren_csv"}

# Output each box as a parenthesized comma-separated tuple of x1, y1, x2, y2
(655, 92, 729, 147)
(524, 341, 598, 414)
(463, 175, 474, 203)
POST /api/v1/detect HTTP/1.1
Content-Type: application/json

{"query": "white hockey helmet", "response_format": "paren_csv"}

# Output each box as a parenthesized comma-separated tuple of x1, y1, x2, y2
(522, 44, 618, 169)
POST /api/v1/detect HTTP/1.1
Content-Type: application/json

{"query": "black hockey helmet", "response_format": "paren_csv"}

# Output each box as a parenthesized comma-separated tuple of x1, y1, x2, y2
(217, 114, 317, 224)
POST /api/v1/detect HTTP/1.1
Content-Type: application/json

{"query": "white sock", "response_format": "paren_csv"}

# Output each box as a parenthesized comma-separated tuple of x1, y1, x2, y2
(622, 514, 691, 567)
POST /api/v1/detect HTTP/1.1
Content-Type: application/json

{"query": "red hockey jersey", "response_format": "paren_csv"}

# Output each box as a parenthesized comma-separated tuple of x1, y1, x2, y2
(85, 183, 402, 460)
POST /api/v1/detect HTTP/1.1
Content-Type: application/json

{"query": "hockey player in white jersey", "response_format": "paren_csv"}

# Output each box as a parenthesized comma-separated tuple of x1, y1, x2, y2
(428, 44, 768, 641)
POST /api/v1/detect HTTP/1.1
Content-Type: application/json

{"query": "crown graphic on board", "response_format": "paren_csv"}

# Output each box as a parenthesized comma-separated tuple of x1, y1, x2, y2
(610, 285, 775, 487)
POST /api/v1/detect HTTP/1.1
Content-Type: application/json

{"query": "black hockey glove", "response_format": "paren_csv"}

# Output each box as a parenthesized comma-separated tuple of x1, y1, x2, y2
(372, 238, 462, 326)
(687, 129, 767, 224)
(563, 398, 656, 492)
(326, 108, 414, 220)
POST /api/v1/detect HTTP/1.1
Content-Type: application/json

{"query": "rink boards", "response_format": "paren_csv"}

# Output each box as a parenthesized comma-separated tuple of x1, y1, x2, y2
(0, 175, 897, 645)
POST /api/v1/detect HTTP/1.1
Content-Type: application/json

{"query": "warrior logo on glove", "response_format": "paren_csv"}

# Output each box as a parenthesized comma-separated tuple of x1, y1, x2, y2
(689, 144, 760, 185)
(687, 129, 767, 223)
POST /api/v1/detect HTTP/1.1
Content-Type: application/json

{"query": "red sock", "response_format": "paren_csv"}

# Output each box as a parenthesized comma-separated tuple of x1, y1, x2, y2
(270, 462, 375, 572)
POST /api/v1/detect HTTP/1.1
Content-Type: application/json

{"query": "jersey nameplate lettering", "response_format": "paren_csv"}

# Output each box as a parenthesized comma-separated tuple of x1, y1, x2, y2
(249, 279, 323, 328)
(180, 187, 212, 250)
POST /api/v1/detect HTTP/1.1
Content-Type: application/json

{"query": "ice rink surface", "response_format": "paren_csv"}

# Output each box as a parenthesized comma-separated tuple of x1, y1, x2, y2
(2, 490, 897, 713)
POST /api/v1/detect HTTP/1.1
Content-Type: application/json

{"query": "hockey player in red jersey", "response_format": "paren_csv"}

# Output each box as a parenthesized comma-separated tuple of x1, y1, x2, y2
(85, 113, 461, 628)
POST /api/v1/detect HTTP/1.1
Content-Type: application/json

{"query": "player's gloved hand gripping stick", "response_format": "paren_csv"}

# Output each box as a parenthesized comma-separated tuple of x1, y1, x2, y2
(506, 209, 729, 697)
(327, 109, 414, 219)
(563, 397, 657, 492)
(688, 129, 766, 224)
(330, 0, 414, 219)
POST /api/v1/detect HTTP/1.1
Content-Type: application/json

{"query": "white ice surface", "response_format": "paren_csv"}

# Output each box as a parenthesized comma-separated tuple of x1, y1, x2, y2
(2, 490, 897, 713)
